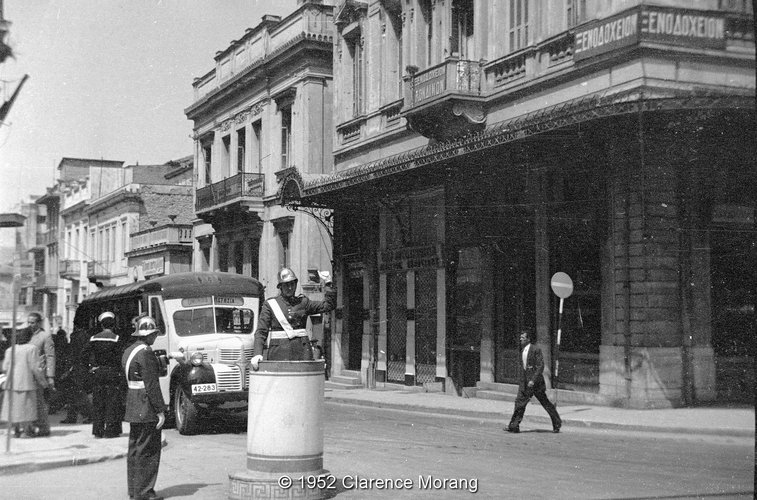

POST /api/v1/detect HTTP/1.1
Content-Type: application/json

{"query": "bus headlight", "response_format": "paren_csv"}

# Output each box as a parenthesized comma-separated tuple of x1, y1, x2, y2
(190, 352, 205, 366)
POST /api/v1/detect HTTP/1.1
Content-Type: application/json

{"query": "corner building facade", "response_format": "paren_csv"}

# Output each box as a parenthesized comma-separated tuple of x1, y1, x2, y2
(186, 2, 335, 318)
(284, 0, 755, 407)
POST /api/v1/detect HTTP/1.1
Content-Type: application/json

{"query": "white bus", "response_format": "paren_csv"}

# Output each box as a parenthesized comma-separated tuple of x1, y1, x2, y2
(74, 272, 263, 434)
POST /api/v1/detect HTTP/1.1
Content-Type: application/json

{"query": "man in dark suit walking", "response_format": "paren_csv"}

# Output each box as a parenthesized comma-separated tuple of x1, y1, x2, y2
(506, 329, 562, 433)
(123, 316, 166, 500)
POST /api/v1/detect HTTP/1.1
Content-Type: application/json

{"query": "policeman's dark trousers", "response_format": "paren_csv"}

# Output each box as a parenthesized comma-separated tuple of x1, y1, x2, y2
(92, 383, 123, 438)
(508, 385, 562, 430)
(127, 422, 162, 500)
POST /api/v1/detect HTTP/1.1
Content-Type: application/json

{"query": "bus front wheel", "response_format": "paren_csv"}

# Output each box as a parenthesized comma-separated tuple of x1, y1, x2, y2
(174, 388, 199, 435)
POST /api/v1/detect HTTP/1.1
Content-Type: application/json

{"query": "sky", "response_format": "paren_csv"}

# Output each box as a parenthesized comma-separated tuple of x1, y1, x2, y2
(0, 0, 297, 216)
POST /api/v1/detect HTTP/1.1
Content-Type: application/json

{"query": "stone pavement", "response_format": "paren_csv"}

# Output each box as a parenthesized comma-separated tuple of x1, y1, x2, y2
(0, 388, 753, 476)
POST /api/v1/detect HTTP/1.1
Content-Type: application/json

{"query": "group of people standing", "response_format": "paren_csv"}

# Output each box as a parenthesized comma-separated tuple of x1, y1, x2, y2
(1, 311, 126, 439)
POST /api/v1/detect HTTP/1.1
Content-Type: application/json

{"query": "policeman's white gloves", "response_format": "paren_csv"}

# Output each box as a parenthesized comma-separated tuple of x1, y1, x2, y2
(251, 355, 263, 371)
(156, 412, 165, 430)
(318, 270, 332, 285)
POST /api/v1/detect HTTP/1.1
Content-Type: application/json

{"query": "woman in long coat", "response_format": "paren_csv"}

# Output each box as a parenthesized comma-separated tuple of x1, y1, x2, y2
(1, 327, 48, 437)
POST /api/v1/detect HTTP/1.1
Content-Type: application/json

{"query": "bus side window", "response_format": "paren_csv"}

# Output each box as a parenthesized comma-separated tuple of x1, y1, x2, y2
(150, 297, 166, 336)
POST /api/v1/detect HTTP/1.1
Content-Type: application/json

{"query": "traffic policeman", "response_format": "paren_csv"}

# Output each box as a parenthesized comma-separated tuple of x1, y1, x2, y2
(123, 316, 167, 500)
(251, 268, 335, 369)
(86, 311, 124, 438)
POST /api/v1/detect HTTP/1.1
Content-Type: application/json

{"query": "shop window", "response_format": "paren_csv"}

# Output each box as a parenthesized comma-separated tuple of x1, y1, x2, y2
(548, 166, 603, 355)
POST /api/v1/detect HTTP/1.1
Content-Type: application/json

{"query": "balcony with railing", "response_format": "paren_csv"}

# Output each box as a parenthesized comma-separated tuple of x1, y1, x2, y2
(195, 172, 265, 216)
(33, 273, 58, 291)
(59, 259, 82, 280)
(130, 224, 193, 252)
(87, 260, 111, 281)
(401, 58, 486, 140)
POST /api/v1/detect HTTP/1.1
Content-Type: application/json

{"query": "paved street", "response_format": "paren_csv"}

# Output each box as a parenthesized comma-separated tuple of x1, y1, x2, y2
(0, 402, 753, 499)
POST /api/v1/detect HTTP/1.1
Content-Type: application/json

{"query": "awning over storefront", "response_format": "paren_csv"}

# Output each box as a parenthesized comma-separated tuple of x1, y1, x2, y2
(298, 86, 753, 200)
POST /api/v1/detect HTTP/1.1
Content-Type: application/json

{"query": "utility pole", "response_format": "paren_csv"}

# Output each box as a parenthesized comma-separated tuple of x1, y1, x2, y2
(0, 212, 26, 453)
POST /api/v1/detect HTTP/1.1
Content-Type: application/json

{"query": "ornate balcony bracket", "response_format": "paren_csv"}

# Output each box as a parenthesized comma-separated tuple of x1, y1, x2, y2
(285, 203, 334, 244)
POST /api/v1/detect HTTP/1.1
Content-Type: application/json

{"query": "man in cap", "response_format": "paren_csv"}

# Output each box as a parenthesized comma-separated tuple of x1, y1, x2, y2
(123, 316, 167, 500)
(86, 311, 124, 438)
(251, 267, 336, 369)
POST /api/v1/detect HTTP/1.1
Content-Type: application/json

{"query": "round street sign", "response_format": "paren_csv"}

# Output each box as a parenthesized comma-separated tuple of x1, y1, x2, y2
(550, 272, 574, 299)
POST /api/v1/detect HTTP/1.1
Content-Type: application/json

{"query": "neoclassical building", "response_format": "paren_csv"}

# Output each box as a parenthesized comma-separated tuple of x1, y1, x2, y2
(280, 0, 754, 407)
(185, 1, 336, 335)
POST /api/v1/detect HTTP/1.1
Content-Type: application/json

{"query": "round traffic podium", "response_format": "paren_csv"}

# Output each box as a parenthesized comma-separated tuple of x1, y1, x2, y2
(229, 360, 327, 500)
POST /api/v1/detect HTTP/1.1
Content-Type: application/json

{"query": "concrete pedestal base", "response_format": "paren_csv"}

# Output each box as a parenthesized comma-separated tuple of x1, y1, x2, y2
(228, 470, 328, 500)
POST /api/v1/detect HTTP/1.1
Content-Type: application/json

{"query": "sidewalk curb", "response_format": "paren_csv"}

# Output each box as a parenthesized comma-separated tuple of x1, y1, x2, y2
(0, 449, 128, 476)
(0, 434, 168, 476)
(325, 396, 755, 438)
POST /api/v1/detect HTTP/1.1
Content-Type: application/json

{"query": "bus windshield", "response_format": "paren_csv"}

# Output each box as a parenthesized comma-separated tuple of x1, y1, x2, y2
(173, 307, 255, 336)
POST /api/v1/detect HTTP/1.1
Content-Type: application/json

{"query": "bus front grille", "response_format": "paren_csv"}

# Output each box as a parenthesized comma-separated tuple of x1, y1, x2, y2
(213, 364, 242, 392)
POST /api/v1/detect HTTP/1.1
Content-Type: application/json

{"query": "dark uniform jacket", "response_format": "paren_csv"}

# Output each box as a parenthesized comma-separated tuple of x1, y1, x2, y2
(122, 340, 166, 423)
(87, 328, 122, 384)
(253, 285, 336, 358)
(519, 343, 547, 391)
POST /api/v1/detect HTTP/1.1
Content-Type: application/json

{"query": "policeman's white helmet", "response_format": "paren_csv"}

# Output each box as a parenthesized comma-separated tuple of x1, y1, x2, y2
(277, 267, 298, 287)
(133, 316, 159, 336)
(98, 311, 115, 323)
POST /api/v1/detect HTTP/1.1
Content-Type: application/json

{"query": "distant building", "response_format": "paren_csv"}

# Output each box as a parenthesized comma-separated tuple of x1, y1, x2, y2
(125, 157, 194, 280)
(0, 198, 45, 329)
(85, 160, 193, 288)
(48, 157, 193, 331)
(51, 157, 125, 330)
(185, 1, 335, 313)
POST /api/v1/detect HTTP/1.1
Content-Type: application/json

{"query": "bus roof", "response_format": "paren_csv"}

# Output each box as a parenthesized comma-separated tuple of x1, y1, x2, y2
(82, 272, 264, 303)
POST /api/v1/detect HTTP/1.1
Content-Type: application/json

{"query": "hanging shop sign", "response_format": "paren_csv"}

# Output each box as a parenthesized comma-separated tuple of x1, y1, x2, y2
(574, 6, 727, 61)
(378, 244, 444, 272)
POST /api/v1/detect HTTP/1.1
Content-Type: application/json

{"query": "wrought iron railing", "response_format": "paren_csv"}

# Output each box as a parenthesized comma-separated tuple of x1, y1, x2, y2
(195, 172, 265, 212)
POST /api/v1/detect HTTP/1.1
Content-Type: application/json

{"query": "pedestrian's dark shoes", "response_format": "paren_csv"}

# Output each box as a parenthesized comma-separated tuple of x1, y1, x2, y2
(505, 426, 520, 433)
